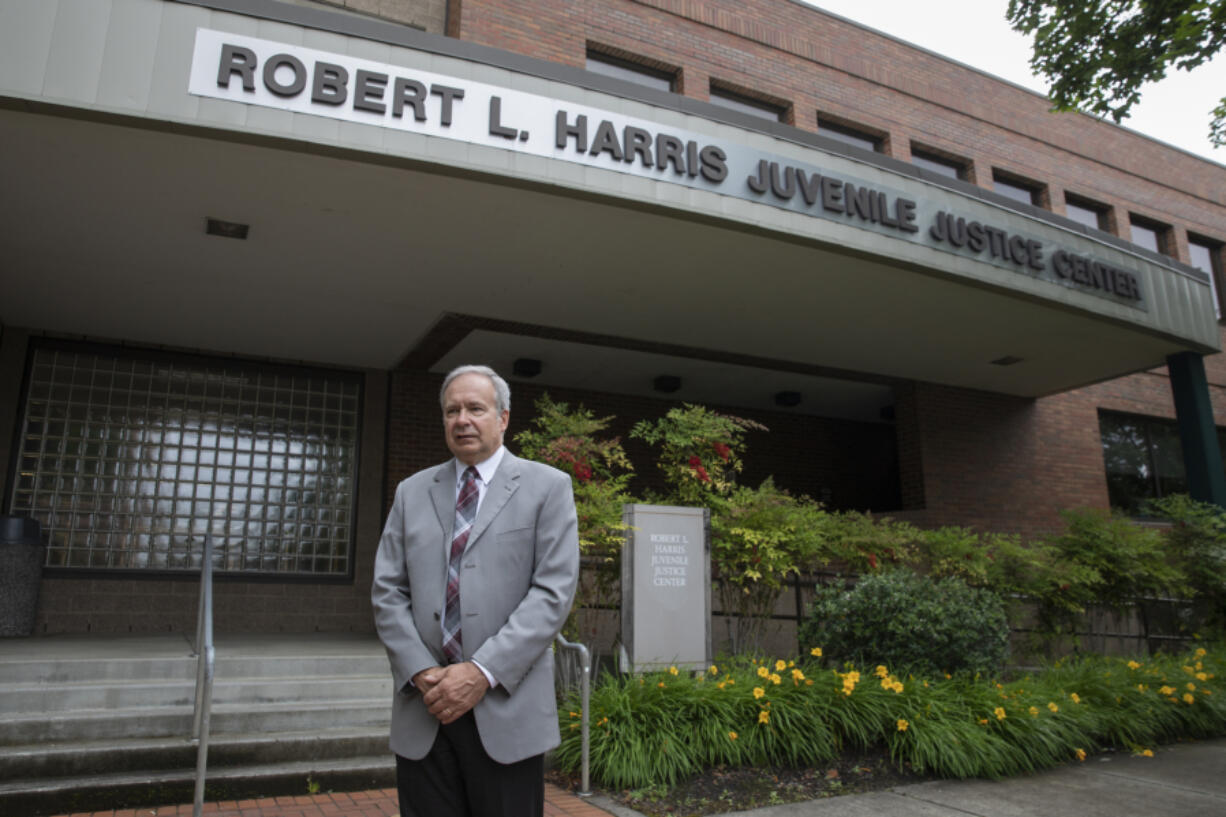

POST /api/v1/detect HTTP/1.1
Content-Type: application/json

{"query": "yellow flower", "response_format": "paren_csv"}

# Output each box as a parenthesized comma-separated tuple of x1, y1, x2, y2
(791, 668, 805, 683)
(728, 731, 738, 740)
(1075, 748, 1087, 761)
(811, 647, 823, 657)
(897, 719, 909, 732)
(1197, 672, 1208, 681)
(709, 665, 719, 675)
(1070, 693, 1081, 704)
(892, 681, 904, 694)
(1047, 702, 1059, 713)
(1187, 682, 1197, 691)
(769, 673, 782, 685)
(1183, 665, 1195, 674)
(978, 718, 988, 725)
(1127, 660, 1141, 670)
(806, 679, 814, 686)
(1160, 685, 1176, 696)
(1138, 748, 1154, 758)
(1195, 647, 1207, 657)
(669, 666, 679, 676)
(569, 711, 579, 718)
(775, 660, 787, 671)
(1029, 706, 1039, 717)
(758, 710, 770, 724)
(757, 666, 770, 678)
(994, 707, 1007, 720)
(875, 665, 889, 678)
(753, 686, 766, 699)
(717, 681, 727, 690)
(657, 682, 665, 688)
(944, 673, 952, 680)
(727, 678, 736, 685)
(597, 716, 609, 727)
(1184, 693, 1195, 704)
(1137, 684, 1148, 693)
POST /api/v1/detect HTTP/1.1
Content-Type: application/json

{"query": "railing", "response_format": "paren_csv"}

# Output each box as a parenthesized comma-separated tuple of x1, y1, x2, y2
(554, 634, 592, 797)
(190, 534, 216, 817)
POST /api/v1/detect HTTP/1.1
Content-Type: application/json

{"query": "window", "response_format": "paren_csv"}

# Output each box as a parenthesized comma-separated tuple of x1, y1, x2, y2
(585, 52, 674, 93)
(8, 342, 361, 576)
(1129, 215, 1171, 256)
(1189, 235, 1224, 319)
(818, 118, 882, 153)
(708, 84, 787, 122)
(910, 147, 965, 180)
(992, 171, 1044, 207)
(1064, 194, 1109, 231)
(1098, 410, 1226, 515)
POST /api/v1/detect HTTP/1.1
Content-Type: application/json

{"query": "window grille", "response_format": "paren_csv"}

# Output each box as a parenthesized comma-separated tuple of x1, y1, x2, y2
(8, 343, 360, 576)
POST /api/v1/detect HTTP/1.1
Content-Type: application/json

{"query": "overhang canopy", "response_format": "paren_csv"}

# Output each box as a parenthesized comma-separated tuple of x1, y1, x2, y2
(0, 0, 1218, 417)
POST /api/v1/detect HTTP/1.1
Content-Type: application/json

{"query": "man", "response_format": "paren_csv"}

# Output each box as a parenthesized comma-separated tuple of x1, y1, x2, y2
(372, 365, 580, 817)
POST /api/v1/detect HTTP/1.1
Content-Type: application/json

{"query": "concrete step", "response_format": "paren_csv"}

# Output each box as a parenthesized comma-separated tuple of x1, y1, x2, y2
(0, 652, 390, 685)
(0, 698, 391, 744)
(0, 673, 392, 712)
(0, 727, 389, 779)
(0, 754, 397, 817)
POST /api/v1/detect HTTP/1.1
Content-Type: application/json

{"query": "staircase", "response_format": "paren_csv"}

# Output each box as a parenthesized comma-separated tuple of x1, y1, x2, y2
(0, 633, 396, 816)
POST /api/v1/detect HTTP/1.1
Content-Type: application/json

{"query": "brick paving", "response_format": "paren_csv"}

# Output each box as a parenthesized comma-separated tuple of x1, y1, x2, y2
(51, 784, 611, 817)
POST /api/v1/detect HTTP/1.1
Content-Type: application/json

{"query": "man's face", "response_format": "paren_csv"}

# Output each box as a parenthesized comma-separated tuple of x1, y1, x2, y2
(443, 372, 509, 466)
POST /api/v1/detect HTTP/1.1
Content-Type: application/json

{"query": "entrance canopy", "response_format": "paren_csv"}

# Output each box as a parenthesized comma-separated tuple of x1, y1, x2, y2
(0, 0, 1217, 417)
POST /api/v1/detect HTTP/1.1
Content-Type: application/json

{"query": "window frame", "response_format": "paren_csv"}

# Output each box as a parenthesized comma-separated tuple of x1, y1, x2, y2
(991, 169, 1046, 208)
(909, 146, 967, 180)
(707, 82, 789, 123)
(585, 50, 676, 93)
(1188, 233, 1225, 320)
(818, 117, 884, 153)
(7, 338, 364, 582)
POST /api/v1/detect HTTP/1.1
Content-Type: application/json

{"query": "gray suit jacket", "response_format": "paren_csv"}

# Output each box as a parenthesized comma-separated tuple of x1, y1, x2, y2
(371, 450, 580, 763)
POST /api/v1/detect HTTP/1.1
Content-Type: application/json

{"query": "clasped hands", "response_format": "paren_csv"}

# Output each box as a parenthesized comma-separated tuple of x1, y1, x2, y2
(413, 661, 490, 724)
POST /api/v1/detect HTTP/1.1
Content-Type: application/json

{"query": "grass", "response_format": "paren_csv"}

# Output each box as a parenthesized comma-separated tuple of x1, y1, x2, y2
(554, 643, 1225, 790)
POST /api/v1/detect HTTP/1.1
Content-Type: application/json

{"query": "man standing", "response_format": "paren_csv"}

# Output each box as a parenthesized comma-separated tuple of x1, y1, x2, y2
(372, 365, 580, 817)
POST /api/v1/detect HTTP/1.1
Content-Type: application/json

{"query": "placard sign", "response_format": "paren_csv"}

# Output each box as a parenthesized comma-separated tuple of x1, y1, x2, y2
(620, 504, 710, 673)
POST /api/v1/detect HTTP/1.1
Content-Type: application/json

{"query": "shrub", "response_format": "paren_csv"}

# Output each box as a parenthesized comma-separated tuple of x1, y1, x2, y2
(1145, 494, 1226, 633)
(801, 570, 1010, 676)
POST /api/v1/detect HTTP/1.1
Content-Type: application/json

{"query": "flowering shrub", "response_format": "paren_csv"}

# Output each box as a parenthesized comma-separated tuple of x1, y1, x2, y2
(629, 403, 765, 507)
(514, 395, 634, 637)
(554, 645, 1225, 789)
(801, 570, 1010, 677)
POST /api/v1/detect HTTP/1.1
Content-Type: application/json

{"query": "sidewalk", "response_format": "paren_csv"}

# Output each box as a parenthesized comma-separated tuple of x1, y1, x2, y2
(51, 737, 1226, 817)
(50, 782, 612, 817)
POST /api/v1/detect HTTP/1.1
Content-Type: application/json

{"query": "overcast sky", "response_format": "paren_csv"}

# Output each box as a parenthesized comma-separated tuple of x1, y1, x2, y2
(803, 0, 1224, 165)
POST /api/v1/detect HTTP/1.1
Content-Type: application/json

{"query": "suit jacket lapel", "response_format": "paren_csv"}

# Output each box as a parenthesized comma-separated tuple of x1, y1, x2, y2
(429, 460, 458, 540)
(466, 451, 520, 551)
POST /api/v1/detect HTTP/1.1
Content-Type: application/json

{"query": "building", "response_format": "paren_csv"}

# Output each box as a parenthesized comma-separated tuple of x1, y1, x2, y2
(2, 0, 1224, 637)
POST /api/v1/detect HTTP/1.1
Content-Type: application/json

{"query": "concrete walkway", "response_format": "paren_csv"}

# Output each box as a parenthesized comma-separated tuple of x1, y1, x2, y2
(51, 737, 1225, 817)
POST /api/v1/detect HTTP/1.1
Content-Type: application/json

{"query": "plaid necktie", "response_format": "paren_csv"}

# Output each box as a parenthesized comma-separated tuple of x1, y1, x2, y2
(443, 466, 478, 663)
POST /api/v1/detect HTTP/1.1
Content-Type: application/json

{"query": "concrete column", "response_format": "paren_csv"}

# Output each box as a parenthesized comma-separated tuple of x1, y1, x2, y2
(1166, 351, 1226, 508)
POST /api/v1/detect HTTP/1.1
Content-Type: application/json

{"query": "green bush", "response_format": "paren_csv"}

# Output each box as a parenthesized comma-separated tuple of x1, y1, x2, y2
(1145, 494, 1226, 633)
(801, 570, 1009, 676)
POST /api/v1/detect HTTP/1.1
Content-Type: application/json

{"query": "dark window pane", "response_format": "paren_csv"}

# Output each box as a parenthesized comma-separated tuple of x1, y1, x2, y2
(993, 175, 1040, 206)
(586, 54, 673, 93)
(1065, 199, 1105, 230)
(709, 87, 786, 122)
(911, 150, 963, 179)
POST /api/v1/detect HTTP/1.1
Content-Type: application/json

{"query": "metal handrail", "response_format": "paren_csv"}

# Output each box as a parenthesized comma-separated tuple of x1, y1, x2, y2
(554, 634, 591, 797)
(190, 534, 215, 817)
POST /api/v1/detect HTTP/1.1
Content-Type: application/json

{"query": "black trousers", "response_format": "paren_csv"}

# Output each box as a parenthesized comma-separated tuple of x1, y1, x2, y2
(395, 712, 544, 817)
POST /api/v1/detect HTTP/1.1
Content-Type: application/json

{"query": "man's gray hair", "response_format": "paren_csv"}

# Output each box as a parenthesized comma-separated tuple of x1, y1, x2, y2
(439, 365, 511, 414)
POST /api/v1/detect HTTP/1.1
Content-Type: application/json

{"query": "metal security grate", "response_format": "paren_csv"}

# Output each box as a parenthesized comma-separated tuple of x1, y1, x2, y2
(9, 344, 360, 575)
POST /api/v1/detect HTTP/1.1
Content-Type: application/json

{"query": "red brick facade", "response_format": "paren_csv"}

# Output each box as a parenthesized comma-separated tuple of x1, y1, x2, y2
(421, 0, 1226, 537)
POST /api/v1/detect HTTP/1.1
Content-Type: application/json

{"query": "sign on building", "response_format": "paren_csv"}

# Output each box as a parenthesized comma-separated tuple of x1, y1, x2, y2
(619, 504, 711, 673)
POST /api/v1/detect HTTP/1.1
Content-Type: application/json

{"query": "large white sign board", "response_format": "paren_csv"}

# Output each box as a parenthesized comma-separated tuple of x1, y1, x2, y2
(620, 504, 710, 673)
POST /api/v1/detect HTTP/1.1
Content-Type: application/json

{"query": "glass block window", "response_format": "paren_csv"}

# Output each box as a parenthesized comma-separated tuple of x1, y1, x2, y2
(9, 343, 361, 576)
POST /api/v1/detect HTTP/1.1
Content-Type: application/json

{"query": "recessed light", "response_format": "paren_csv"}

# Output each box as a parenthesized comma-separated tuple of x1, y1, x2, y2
(653, 375, 681, 393)
(512, 358, 542, 377)
(206, 218, 249, 239)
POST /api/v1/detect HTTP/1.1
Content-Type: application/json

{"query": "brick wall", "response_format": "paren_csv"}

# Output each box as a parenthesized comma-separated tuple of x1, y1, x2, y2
(448, 0, 1225, 254)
